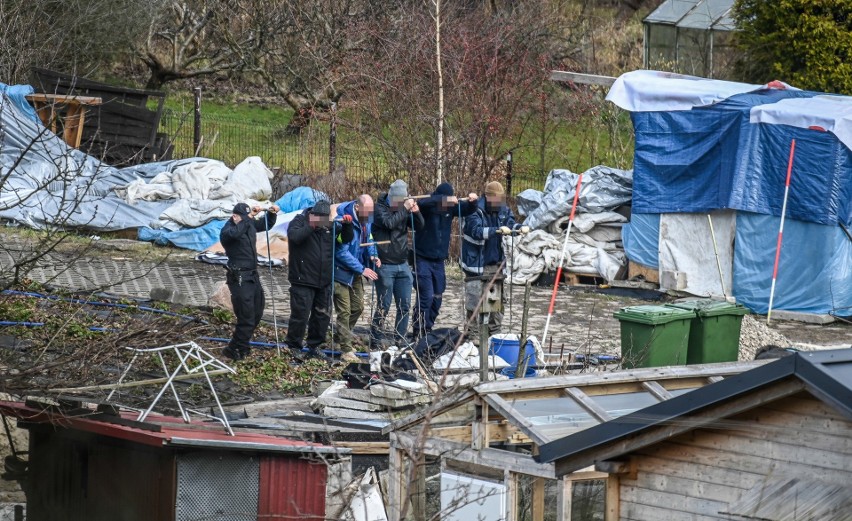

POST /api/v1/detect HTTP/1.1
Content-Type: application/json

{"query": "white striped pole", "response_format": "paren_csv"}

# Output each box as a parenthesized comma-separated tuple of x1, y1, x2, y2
(767, 139, 796, 324)
(542, 173, 583, 349)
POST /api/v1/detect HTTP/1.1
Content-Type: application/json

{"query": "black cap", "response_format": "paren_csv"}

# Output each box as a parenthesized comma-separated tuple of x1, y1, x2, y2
(232, 203, 251, 216)
(310, 200, 331, 216)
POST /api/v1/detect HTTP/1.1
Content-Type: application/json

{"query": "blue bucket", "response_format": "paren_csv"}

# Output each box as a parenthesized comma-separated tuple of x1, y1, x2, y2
(489, 334, 537, 378)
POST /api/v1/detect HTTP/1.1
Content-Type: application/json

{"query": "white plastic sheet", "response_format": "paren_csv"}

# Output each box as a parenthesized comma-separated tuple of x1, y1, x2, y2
(658, 211, 735, 296)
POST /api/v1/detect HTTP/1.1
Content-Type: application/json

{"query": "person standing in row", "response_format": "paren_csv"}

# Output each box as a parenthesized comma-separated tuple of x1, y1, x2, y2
(285, 200, 354, 359)
(460, 181, 519, 341)
(333, 194, 380, 362)
(371, 179, 424, 347)
(411, 182, 478, 341)
(220, 202, 279, 361)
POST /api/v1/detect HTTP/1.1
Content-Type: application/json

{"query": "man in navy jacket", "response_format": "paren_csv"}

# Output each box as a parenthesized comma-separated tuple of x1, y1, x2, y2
(460, 181, 520, 341)
(411, 182, 478, 340)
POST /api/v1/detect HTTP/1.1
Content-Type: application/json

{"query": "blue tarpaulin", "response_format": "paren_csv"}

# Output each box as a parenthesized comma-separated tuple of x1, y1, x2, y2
(612, 71, 852, 314)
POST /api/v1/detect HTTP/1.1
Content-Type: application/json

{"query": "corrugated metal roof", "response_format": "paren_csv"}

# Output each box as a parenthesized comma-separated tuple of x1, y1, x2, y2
(0, 401, 346, 455)
(644, 0, 736, 31)
(259, 456, 327, 520)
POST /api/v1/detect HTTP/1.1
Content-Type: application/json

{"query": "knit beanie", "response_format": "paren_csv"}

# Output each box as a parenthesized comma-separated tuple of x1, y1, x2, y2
(389, 179, 408, 200)
(310, 200, 331, 216)
(434, 182, 454, 196)
(485, 181, 505, 197)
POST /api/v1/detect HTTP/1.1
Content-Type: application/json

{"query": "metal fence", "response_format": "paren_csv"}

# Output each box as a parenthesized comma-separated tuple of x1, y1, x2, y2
(159, 108, 549, 195)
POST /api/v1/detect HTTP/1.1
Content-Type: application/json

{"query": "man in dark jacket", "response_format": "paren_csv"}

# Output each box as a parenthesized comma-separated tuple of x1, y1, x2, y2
(220, 202, 279, 361)
(285, 200, 354, 359)
(371, 179, 424, 346)
(460, 181, 523, 341)
(411, 182, 478, 340)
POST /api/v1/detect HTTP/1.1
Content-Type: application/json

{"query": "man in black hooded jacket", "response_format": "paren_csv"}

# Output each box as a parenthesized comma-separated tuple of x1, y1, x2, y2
(285, 200, 354, 358)
(220, 202, 279, 361)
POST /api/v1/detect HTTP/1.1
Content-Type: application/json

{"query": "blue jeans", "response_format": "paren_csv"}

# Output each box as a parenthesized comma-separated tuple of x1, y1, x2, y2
(412, 257, 446, 339)
(371, 262, 413, 345)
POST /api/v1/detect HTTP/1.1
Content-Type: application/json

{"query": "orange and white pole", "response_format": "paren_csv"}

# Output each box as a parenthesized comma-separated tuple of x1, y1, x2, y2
(767, 139, 796, 324)
(542, 173, 583, 348)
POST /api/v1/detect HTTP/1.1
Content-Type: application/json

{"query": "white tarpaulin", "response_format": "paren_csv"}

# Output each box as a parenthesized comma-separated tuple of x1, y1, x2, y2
(658, 210, 735, 296)
(750, 95, 852, 151)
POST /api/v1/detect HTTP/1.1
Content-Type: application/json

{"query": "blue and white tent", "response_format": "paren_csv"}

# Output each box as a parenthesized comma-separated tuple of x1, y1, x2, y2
(611, 70, 852, 315)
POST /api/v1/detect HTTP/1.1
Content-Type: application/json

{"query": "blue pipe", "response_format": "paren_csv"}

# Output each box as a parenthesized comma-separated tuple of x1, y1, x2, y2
(0, 321, 44, 327)
(1, 290, 205, 323)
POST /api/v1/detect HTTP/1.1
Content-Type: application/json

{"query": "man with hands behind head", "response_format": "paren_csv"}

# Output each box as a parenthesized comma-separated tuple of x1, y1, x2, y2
(220, 202, 279, 361)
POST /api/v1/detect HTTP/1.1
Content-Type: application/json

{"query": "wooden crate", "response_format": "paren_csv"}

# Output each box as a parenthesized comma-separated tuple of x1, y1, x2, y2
(627, 260, 660, 284)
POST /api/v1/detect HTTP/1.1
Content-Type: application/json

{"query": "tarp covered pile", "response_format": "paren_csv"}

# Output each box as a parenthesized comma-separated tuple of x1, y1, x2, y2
(0, 86, 325, 255)
(507, 166, 632, 284)
(611, 70, 852, 314)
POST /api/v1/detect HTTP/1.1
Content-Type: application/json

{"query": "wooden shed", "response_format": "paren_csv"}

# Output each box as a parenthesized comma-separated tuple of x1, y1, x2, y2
(538, 349, 852, 520)
(384, 361, 766, 521)
(0, 400, 345, 521)
(30, 68, 171, 165)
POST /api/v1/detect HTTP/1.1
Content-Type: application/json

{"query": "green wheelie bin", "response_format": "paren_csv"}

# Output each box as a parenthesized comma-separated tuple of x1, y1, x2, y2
(612, 305, 695, 368)
(665, 300, 750, 364)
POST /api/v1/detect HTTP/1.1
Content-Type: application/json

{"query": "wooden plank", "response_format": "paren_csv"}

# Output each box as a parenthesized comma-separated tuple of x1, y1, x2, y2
(504, 470, 518, 521)
(629, 453, 763, 490)
(532, 476, 545, 521)
(556, 479, 572, 521)
(605, 476, 620, 521)
(620, 500, 722, 521)
(331, 441, 389, 454)
(26, 93, 103, 105)
(627, 260, 660, 284)
(564, 387, 613, 422)
(383, 389, 475, 434)
(549, 70, 617, 87)
(476, 361, 767, 395)
(484, 394, 551, 447)
(707, 376, 724, 384)
(628, 468, 750, 505)
(553, 378, 805, 476)
(642, 381, 673, 401)
(387, 445, 404, 521)
(620, 485, 728, 518)
(394, 430, 557, 479)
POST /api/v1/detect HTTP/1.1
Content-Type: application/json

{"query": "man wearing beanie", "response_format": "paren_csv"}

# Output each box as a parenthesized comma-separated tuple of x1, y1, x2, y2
(333, 194, 379, 362)
(286, 199, 354, 359)
(371, 179, 425, 347)
(411, 182, 479, 340)
(220, 201, 279, 361)
(460, 180, 519, 341)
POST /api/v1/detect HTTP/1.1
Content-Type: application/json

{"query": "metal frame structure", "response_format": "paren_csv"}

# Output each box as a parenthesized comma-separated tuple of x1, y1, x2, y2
(642, 0, 737, 79)
(384, 361, 767, 521)
(107, 341, 237, 435)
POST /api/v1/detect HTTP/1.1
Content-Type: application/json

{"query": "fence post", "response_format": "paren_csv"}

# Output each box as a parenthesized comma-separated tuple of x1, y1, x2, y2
(329, 101, 337, 174)
(506, 152, 513, 196)
(193, 87, 202, 155)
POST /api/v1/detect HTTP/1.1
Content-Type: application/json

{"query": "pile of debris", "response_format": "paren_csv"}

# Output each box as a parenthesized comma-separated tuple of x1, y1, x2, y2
(738, 315, 792, 360)
(509, 166, 632, 285)
(312, 380, 432, 421)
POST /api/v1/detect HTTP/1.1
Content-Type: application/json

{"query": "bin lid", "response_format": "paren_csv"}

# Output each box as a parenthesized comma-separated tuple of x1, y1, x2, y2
(613, 305, 696, 325)
(666, 300, 750, 318)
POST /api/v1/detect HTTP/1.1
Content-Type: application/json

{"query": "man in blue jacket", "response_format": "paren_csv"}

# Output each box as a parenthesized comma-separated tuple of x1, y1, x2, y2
(333, 194, 379, 361)
(461, 181, 524, 341)
(411, 182, 478, 340)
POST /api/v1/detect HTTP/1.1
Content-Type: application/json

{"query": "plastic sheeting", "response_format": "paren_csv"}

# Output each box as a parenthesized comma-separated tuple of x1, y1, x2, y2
(622, 213, 660, 268)
(606, 69, 784, 113)
(0, 83, 38, 122)
(658, 211, 735, 297)
(733, 212, 852, 315)
(750, 95, 852, 152)
(520, 166, 633, 231)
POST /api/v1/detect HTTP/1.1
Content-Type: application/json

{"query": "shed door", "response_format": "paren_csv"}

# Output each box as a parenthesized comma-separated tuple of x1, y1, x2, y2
(175, 452, 259, 521)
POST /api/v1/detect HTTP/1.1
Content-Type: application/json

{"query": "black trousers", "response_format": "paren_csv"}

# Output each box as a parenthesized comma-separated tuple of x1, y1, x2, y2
(285, 283, 332, 350)
(227, 271, 265, 354)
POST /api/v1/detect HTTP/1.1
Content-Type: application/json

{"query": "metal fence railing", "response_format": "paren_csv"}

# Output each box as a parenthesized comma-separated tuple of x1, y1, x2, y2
(159, 109, 550, 194)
